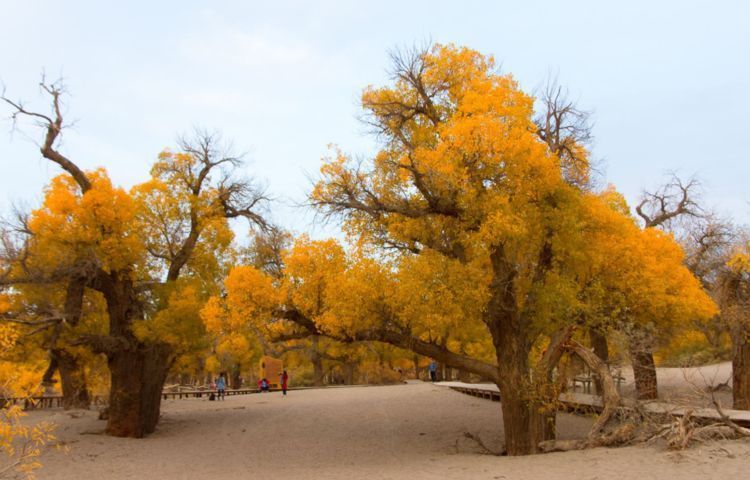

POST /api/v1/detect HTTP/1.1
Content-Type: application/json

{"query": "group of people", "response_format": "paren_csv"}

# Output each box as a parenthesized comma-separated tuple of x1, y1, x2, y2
(209, 370, 289, 401)
(257, 370, 289, 395)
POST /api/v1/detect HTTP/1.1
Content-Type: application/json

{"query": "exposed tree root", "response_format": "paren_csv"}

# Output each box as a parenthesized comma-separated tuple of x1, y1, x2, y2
(463, 432, 504, 456)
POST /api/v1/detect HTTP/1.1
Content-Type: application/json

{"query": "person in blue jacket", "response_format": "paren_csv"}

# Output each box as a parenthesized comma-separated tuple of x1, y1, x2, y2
(428, 361, 438, 382)
(216, 373, 227, 400)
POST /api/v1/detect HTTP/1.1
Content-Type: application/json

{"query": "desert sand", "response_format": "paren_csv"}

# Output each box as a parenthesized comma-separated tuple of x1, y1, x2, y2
(618, 362, 735, 406)
(24, 370, 750, 480)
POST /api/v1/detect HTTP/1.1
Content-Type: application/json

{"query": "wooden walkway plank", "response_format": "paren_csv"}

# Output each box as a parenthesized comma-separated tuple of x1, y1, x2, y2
(438, 382, 750, 427)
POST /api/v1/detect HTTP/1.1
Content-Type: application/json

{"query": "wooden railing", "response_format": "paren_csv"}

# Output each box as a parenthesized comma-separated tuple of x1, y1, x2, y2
(160, 388, 261, 400)
(445, 383, 750, 427)
(1, 395, 108, 410)
(3, 385, 309, 410)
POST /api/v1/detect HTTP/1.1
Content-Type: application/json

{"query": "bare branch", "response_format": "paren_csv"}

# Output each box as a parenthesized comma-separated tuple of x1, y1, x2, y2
(1, 77, 91, 193)
(534, 78, 594, 189)
(636, 174, 703, 228)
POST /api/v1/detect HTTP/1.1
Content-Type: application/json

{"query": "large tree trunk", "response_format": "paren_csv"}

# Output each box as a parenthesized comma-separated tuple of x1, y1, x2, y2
(628, 330, 658, 400)
(486, 247, 550, 455)
(589, 327, 609, 395)
(56, 349, 91, 409)
(490, 317, 547, 454)
(106, 342, 172, 437)
(344, 362, 356, 385)
(98, 275, 173, 438)
(311, 336, 324, 386)
(732, 326, 750, 410)
(494, 348, 548, 455)
(231, 364, 242, 390)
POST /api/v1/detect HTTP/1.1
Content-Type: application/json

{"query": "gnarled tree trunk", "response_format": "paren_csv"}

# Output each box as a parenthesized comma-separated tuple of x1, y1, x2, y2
(106, 342, 172, 437)
(589, 327, 609, 395)
(628, 329, 658, 400)
(311, 335, 324, 386)
(493, 338, 547, 455)
(97, 274, 174, 438)
(487, 247, 548, 455)
(55, 349, 90, 409)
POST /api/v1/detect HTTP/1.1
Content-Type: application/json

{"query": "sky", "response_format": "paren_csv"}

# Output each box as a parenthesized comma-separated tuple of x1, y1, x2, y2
(1, 0, 749, 238)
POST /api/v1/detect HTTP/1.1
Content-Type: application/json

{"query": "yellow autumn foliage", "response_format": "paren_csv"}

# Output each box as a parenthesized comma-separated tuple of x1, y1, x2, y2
(1, 324, 56, 480)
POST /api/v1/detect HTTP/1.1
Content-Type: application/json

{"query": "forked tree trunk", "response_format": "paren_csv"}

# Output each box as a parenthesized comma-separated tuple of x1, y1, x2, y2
(56, 349, 91, 409)
(732, 326, 750, 410)
(106, 342, 172, 437)
(531, 325, 578, 446)
(628, 332, 658, 400)
(538, 340, 623, 453)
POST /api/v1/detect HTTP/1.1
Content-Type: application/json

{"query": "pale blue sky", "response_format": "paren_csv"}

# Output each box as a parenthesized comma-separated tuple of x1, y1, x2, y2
(1, 0, 749, 236)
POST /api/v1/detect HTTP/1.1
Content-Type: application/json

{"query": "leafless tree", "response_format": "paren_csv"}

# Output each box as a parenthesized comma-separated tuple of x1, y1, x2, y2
(636, 174, 702, 229)
(534, 78, 595, 189)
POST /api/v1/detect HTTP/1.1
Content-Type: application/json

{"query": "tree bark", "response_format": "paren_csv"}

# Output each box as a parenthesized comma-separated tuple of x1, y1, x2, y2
(628, 331, 658, 400)
(485, 246, 549, 455)
(231, 364, 242, 390)
(567, 340, 621, 437)
(732, 326, 750, 410)
(589, 327, 609, 395)
(106, 342, 172, 437)
(48, 275, 91, 409)
(493, 348, 541, 455)
(55, 349, 90, 409)
(488, 310, 547, 454)
(94, 273, 174, 438)
(538, 340, 622, 452)
(311, 336, 324, 386)
(344, 363, 356, 385)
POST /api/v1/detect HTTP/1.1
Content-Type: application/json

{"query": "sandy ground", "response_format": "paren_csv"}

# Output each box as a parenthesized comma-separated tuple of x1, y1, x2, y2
(618, 362, 734, 406)
(23, 377, 750, 480)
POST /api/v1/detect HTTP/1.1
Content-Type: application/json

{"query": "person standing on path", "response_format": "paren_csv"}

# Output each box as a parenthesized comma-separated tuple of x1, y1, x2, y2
(216, 373, 227, 400)
(281, 370, 289, 396)
(428, 361, 438, 382)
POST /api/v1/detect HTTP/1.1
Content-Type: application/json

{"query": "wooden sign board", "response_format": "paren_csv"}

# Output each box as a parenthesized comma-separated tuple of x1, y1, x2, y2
(259, 356, 283, 389)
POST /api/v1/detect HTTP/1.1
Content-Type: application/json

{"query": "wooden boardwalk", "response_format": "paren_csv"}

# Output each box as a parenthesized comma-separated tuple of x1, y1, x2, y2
(1, 388, 263, 410)
(437, 381, 750, 427)
(3, 384, 368, 410)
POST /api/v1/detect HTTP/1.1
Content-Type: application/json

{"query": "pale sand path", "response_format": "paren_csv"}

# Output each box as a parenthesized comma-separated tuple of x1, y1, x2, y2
(27, 382, 750, 479)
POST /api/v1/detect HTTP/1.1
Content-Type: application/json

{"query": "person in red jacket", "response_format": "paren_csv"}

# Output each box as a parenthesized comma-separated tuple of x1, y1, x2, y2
(280, 370, 289, 396)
